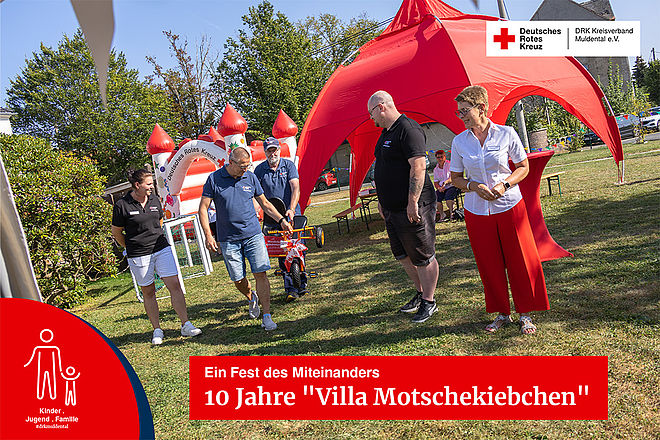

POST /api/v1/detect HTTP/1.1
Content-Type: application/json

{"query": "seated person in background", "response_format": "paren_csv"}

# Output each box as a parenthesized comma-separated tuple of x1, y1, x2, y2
(433, 149, 460, 222)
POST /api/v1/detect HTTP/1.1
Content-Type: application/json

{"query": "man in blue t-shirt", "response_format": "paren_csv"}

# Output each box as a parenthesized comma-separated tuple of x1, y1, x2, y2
(199, 147, 293, 331)
(254, 137, 308, 302)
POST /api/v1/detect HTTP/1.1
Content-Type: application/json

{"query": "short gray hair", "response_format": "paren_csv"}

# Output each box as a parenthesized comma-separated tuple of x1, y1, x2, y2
(229, 146, 250, 162)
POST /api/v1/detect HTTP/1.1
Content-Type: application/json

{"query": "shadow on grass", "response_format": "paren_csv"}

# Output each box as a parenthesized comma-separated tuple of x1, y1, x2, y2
(539, 191, 659, 328)
(100, 186, 658, 352)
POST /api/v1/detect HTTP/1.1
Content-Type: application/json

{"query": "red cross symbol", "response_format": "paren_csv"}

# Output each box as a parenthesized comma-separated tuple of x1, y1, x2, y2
(494, 28, 515, 50)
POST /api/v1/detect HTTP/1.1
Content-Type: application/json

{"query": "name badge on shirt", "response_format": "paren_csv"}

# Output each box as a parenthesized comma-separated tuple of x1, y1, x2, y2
(486, 144, 501, 151)
(150, 206, 159, 212)
(129, 211, 139, 215)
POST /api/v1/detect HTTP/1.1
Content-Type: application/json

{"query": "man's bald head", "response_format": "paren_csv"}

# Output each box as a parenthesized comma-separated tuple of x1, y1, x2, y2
(367, 90, 400, 130)
(368, 91, 394, 109)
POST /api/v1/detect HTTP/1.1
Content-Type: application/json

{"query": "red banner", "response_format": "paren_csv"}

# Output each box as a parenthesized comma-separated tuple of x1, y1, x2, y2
(190, 356, 607, 420)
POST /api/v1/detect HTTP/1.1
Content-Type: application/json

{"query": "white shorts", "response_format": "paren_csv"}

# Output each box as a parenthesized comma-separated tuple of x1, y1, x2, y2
(127, 246, 179, 287)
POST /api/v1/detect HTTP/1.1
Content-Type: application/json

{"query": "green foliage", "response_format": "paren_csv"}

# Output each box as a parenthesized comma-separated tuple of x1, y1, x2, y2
(216, 1, 325, 137)
(641, 60, 660, 105)
(1, 134, 117, 308)
(299, 12, 381, 74)
(6, 30, 178, 185)
(632, 56, 647, 86)
(146, 31, 220, 139)
(601, 61, 628, 115)
(215, 1, 379, 137)
(542, 99, 584, 144)
(506, 98, 547, 133)
(566, 130, 584, 152)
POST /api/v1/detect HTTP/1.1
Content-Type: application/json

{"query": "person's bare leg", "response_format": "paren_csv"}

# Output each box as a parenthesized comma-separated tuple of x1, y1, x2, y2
(437, 201, 446, 220)
(161, 275, 189, 325)
(416, 257, 439, 301)
(233, 277, 254, 300)
(446, 199, 455, 215)
(140, 283, 161, 329)
(398, 256, 422, 292)
(253, 272, 271, 314)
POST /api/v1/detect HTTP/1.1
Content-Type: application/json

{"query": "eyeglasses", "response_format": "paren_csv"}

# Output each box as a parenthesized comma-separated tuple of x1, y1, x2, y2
(369, 102, 383, 115)
(455, 104, 479, 118)
(230, 160, 250, 170)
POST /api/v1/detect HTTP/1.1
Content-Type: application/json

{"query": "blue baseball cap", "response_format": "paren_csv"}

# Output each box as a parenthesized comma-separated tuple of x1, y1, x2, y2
(263, 137, 280, 152)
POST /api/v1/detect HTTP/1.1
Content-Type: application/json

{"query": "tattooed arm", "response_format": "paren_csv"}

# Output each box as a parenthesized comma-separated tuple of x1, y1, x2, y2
(407, 156, 426, 223)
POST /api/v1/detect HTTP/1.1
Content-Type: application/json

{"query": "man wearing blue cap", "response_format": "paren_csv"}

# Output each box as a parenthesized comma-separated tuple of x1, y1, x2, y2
(254, 137, 308, 302)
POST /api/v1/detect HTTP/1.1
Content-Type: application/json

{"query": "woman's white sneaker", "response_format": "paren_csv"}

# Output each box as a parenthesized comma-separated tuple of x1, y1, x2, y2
(152, 328, 164, 345)
(261, 314, 277, 331)
(181, 321, 202, 337)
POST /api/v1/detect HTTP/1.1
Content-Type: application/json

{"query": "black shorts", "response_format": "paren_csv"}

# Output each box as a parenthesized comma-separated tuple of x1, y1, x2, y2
(383, 202, 436, 266)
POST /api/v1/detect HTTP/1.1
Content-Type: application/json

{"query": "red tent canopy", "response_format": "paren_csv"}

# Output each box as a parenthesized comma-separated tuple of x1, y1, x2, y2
(297, 0, 623, 209)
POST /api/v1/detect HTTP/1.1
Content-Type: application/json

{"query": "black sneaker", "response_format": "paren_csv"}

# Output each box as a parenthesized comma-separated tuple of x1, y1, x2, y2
(411, 299, 437, 323)
(285, 291, 299, 303)
(399, 292, 422, 313)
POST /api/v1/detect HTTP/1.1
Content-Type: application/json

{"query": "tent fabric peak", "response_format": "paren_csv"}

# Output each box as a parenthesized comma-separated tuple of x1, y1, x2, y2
(381, 0, 464, 38)
(297, 0, 623, 216)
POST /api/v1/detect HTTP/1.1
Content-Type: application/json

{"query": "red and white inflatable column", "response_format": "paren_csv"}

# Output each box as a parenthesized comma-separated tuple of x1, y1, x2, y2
(272, 109, 299, 166)
(147, 124, 177, 218)
(218, 103, 250, 167)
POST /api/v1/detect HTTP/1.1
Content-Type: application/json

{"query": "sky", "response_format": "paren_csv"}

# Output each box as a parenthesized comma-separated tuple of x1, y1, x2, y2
(1, 0, 658, 106)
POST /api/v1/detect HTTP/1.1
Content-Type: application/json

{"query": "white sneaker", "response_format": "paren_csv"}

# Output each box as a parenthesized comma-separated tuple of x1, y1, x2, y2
(152, 328, 164, 345)
(181, 321, 202, 337)
(261, 314, 277, 331)
(248, 291, 260, 319)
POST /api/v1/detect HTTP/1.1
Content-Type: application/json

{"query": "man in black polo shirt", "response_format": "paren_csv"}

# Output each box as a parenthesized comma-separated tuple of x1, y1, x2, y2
(368, 90, 439, 323)
(112, 169, 202, 345)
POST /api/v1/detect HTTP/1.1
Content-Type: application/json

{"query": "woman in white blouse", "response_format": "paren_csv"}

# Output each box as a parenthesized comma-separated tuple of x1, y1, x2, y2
(449, 85, 549, 335)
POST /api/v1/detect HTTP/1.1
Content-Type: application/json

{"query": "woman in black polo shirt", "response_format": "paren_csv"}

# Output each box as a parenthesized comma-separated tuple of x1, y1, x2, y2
(111, 169, 201, 345)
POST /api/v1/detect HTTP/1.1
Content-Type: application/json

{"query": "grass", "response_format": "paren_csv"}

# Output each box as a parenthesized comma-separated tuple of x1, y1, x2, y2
(78, 141, 660, 439)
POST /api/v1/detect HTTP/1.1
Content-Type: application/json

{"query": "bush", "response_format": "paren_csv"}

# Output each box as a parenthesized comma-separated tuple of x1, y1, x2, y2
(1, 134, 117, 307)
(568, 131, 585, 153)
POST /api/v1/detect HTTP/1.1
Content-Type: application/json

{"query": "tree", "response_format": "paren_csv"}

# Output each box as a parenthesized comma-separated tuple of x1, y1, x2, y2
(214, 1, 379, 138)
(632, 56, 647, 86)
(1, 134, 117, 308)
(6, 30, 178, 185)
(299, 13, 380, 75)
(601, 61, 627, 115)
(642, 60, 660, 105)
(146, 31, 220, 139)
(215, 1, 325, 137)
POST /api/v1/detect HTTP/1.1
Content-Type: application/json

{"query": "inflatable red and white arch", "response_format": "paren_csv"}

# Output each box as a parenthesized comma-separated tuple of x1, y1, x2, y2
(147, 104, 299, 219)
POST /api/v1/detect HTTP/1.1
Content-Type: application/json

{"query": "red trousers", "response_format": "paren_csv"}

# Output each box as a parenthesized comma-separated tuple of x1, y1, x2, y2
(464, 200, 549, 314)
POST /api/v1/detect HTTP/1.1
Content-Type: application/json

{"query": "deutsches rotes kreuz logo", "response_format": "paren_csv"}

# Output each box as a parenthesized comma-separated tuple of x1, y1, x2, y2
(241, 184, 252, 192)
(487, 21, 639, 57)
(383, 140, 392, 148)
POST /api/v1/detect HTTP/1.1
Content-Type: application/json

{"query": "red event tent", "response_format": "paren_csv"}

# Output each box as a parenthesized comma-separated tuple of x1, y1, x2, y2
(296, 0, 623, 211)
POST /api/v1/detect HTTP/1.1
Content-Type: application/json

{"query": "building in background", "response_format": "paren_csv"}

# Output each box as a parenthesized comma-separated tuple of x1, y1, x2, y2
(0, 108, 16, 135)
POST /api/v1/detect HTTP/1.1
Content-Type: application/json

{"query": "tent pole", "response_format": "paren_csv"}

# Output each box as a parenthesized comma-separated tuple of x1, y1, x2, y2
(497, 0, 531, 152)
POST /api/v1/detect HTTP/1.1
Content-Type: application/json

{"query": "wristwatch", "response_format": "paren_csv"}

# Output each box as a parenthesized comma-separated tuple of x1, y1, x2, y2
(278, 217, 287, 225)
(502, 181, 511, 191)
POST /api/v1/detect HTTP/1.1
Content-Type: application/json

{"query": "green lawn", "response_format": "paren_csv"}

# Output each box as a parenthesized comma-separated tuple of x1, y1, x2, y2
(78, 141, 660, 439)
